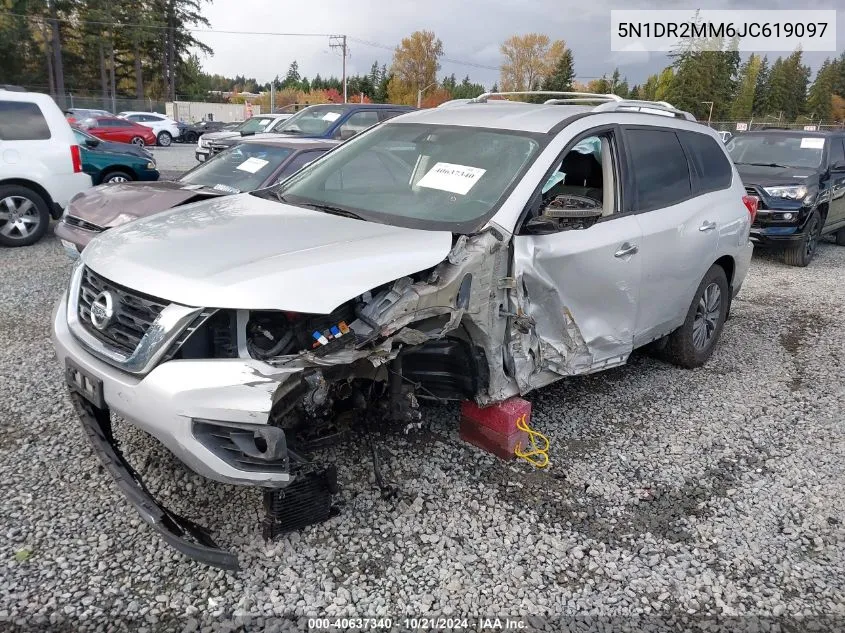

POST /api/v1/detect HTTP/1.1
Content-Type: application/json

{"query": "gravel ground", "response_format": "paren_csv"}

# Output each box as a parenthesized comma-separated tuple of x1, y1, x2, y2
(148, 144, 197, 180)
(1, 232, 844, 632)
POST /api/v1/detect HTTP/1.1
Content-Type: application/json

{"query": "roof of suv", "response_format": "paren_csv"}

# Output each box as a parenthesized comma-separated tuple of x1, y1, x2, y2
(742, 129, 843, 138)
(396, 101, 593, 133)
(238, 136, 340, 150)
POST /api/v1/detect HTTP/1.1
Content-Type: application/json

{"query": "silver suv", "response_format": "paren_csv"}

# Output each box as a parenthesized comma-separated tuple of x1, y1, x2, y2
(52, 92, 755, 568)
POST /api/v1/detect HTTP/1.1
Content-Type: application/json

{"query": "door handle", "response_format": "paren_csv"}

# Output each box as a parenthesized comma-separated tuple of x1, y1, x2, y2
(699, 221, 717, 232)
(614, 242, 639, 258)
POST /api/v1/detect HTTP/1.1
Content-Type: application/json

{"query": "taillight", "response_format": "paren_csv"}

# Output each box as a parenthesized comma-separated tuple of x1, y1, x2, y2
(742, 194, 758, 224)
(70, 145, 82, 173)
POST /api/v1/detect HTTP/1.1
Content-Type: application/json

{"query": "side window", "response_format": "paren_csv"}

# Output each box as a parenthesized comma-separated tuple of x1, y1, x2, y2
(830, 138, 845, 169)
(336, 111, 380, 140)
(277, 150, 326, 181)
(0, 101, 51, 140)
(625, 128, 691, 211)
(125, 114, 142, 122)
(536, 130, 619, 219)
(678, 130, 732, 193)
(379, 110, 406, 122)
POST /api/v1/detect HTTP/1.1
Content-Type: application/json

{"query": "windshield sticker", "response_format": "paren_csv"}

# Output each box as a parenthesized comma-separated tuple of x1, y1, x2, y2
(236, 157, 270, 173)
(800, 138, 825, 149)
(322, 112, 341, 122)
(417, 162, 487, 195)
(212, 183, 240, 193)
(258, 119, 272, 127)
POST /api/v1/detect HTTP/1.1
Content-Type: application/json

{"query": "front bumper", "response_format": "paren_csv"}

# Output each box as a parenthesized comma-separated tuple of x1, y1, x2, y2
(71, 392, 239, 570)
(52, 293, 300, 487)
(54, 219, 99, 254)
(750, 225, 802, 245)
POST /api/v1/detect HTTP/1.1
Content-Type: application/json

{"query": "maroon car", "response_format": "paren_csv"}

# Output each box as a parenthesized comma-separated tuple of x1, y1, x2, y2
(78, 116, 157, 147)
(55, 136, 339, 255)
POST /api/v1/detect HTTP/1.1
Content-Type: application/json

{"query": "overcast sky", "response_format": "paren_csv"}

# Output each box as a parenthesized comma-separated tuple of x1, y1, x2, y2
(195, 0, 844, 88)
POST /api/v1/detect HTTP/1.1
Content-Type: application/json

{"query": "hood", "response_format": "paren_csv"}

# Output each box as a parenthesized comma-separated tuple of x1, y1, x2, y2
(92, 140, 152, 159)
(68, 181, 225, 228)
(201, 130, 242, 143)
(81, 194, 454, 314)
(736, 164, 820, 188)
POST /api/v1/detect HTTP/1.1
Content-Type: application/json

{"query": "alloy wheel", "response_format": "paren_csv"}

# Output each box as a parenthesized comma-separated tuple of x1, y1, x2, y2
(106, 175, 128, 183)
(692, 282, 722, 351)
(131, 137, 145, 146)
(805, 218, 819, 259)
(0, 196, 41, 240)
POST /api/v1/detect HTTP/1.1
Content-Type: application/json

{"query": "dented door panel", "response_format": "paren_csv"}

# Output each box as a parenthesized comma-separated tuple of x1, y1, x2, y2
(510, 216, 642, 384)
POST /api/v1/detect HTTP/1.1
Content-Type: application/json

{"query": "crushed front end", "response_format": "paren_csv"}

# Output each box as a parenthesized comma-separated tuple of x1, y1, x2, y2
(52, 230, 521, 568)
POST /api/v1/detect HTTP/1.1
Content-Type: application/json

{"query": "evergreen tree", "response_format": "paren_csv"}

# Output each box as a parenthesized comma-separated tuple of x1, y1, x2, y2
(752, 56, 770, 116)
(807, 58, 837, 122)
(730, 53, 762, 120)
(541, 49, 575, 92)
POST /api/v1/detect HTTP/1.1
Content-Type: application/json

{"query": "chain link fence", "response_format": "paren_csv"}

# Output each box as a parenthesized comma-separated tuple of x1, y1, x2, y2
(706, 120, 845, 133)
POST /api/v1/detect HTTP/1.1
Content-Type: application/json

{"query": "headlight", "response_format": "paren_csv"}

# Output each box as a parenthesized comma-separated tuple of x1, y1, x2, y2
(198, 137, 205, 148)
(763, 185, 808, 200)
(146, 161, 156, 170)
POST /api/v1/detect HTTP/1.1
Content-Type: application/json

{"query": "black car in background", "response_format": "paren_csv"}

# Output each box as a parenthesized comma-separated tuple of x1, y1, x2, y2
(727, 129, 845, 266)
(177, 120, 232, 143)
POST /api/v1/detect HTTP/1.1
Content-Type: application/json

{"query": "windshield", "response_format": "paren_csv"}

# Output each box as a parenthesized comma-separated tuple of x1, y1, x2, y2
(270, 122, 542, 231)
(236, 117, 277, 134)
(179, 143, 293, 193)
(274, 105, 348, 135)
(727, 134, 825, 168)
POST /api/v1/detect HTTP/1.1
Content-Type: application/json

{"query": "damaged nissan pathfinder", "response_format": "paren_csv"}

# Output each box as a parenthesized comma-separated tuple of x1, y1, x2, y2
(52, 92, 755, 569)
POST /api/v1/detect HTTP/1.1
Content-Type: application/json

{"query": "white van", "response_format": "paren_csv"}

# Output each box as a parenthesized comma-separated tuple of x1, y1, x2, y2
(0, 87, 92, 246)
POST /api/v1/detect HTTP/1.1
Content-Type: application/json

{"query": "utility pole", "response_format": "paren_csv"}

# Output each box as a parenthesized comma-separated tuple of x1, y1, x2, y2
(329, 35, 348, 102)
(417, 82, 437, 108)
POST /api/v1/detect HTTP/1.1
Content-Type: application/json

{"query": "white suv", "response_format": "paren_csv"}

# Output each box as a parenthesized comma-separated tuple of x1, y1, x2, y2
(53, 92, 755, 568)
(0, 87, 92, 246)
(117, 111, 181, 147)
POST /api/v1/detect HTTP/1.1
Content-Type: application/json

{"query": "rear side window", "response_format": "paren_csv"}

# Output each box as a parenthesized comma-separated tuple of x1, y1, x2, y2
(625, 128, 691, 211)
(0, 101, 51, 140)
(679, 131, 732, 193)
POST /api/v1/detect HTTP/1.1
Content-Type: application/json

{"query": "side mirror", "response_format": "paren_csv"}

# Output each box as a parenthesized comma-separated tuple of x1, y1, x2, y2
(523, 194, 603, 234)
(240, 130, 255, 137)
(84, 138, 100, 148)
(339, 128, 357, 140)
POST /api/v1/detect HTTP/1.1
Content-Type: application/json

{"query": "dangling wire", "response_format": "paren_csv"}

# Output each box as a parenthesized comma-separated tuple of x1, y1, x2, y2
(514, 414, 550, 468)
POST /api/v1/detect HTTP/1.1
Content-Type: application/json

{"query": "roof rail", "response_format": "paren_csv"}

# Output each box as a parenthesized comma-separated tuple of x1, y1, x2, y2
(469, 91, 623, 104)
(592, 99, 697, 121)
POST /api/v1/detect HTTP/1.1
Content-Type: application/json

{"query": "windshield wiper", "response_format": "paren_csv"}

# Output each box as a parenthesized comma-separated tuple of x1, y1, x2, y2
(301, 202, 365, 220)
(735, 162, 791, 168)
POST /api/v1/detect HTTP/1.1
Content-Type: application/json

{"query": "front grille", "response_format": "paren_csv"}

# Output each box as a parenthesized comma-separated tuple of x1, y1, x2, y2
(77, 268, 168, 355)
(64, 215, 104, 232)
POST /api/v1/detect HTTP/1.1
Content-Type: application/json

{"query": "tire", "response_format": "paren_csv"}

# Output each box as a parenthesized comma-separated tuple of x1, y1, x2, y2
(783, 211, 820, 267)
(664, 264, 730, 369)
(184, 131, 197, 143)
(131, 136, 145, 147)
(0, 185, 50, 247)
(101, 170, 134, 184)
(835, 227, 845, 246)
(157, 131, 172, 147)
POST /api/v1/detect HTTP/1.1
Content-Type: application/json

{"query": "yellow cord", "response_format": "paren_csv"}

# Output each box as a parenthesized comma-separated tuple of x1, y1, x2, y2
(513, 414, 550, 468)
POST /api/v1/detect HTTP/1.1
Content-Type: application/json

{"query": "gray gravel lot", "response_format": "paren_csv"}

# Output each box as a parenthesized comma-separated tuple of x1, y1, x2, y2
(148, 144, 197, 180)
(1, 232, 844, 631)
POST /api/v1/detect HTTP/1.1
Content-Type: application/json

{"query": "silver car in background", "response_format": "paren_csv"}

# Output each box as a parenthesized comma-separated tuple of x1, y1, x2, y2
(52, 92, 755, 568)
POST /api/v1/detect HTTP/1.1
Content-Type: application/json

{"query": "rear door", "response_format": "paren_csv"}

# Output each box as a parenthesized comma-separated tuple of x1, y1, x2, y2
(623, 126, 721, 346)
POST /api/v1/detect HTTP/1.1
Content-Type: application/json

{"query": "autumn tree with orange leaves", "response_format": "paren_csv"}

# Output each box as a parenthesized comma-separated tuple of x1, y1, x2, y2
(499, 34, 565, 93)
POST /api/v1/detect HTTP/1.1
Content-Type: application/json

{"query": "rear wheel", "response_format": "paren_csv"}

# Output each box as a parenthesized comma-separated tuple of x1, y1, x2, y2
(0, 185, 50, 247)
(784, 211, 820, 267)
(131, 136, 145, 147)
(184, 131, 198, 143)
(101, 170, 133, 184)
(157, 131, 172, 147)
(664, 264, 729, 369)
